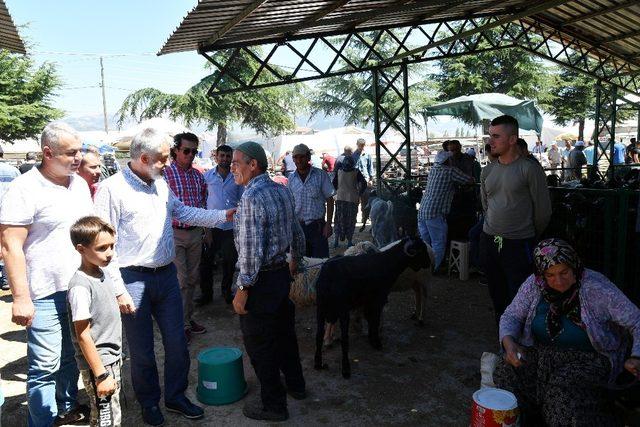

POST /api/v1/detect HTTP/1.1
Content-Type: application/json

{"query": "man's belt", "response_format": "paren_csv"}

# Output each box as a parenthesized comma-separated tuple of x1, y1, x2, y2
(260, 261, 288, 272)
(173, 226, 199, 231)
(122, 264, 172, 273)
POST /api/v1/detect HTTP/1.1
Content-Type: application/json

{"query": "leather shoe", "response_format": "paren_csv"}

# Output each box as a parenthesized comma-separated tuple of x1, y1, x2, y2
(166, 398, 204, 420)
(53, 404, 90, 426)
(142, 406, 165, 426)
(242, 401, 288, 421)
(287, 388, 307, 400)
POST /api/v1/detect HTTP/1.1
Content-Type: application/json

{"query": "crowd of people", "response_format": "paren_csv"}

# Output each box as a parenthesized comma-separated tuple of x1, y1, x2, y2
(0, 115, 639, 426)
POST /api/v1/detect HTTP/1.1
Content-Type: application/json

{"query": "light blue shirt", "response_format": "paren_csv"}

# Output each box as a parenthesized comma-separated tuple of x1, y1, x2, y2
(288, 167, 335, 224)
(614, 143, 626, 165)
(0, 161, 20, 200)
(204, 166, 244, 230)
(583, 145, 595, 165)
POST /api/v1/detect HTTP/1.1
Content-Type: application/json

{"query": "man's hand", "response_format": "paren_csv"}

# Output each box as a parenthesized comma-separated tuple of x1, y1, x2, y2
(502, 336, 525, 368)
(96, 374, 117, 398)
(12, 296, 35, 327)
(117, 292, 136, 314)
(624, 358, 640, 379)
(322, 222, 333, 239)
(233, 288, 249, 315)
(225, 208, 237, 223)
(289, 258, 299, 277)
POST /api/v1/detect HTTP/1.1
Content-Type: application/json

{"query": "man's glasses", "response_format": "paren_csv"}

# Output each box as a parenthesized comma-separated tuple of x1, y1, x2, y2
(181, 148, 198, 156)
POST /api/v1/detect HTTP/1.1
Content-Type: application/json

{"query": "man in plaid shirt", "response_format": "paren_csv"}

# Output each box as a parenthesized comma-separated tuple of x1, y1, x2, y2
(164, 132, 208, 343)
(418, 150, 473, 272)
(230, 141, 306, 422)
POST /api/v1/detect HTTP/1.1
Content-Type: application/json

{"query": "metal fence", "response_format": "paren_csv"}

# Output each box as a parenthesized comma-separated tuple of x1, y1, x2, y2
(545, 187, 640, 305)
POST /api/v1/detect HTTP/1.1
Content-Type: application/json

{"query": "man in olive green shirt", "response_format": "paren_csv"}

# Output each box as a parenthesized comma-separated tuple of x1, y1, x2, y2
(480, 115, 551, 324)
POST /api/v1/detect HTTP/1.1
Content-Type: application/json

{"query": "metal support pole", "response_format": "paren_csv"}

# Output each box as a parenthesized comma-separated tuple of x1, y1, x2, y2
(373, 69, 382, 193)
(402, 62, 411, 190)
(637, 109, 640, 142)
(591, 83, 601, 180)
(609, 85, 618, 180)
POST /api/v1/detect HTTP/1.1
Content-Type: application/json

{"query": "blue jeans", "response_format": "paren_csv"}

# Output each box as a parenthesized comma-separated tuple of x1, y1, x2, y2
(418, 215, 448, 270)
(27, 291, 79, 427)
(120, 264, 190, 408)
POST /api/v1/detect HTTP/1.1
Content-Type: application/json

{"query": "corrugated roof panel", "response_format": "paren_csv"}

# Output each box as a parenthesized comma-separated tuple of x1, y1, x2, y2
(0, 0, 25, 53)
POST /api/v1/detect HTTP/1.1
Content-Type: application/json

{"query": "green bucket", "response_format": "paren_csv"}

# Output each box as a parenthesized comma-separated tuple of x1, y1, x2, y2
(196, 347, 248, 406)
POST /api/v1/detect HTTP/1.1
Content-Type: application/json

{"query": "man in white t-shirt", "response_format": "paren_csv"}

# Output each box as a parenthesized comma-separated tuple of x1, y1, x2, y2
(0, 122, 134, 426)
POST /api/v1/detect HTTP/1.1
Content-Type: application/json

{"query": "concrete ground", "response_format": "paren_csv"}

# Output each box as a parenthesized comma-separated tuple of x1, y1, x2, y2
(0, 227, 498, 426)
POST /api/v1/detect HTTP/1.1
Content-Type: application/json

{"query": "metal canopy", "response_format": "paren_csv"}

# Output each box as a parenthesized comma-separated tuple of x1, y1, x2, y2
(0, 0, 25, 54)
(159, 0, 640, 189)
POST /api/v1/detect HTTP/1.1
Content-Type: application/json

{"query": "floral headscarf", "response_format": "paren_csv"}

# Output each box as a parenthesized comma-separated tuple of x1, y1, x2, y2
(533, 238, 585, 339)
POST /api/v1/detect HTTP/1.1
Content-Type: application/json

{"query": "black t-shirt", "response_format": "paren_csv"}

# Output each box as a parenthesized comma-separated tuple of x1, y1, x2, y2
(626, 144, 640, 164)
(18, 162, 36, 174)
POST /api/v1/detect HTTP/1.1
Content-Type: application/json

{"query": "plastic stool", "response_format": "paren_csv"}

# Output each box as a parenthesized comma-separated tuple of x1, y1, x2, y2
(448, 240, 470, 281)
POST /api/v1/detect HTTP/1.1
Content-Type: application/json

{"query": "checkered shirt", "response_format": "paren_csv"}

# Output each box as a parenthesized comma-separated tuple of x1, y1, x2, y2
(234, 173, 305, 288)
(164, 162, 207, 228)
(418, 164, 471, 220)
(287, 167, 335, 224)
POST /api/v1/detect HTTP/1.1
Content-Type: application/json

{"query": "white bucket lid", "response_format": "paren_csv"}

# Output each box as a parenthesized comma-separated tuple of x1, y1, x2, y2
(473, 388, 518, 411)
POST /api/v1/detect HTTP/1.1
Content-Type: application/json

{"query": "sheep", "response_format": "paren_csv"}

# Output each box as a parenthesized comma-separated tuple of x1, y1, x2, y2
(345, 241, 434, 327)
(288, 240, 434, 326)
(368, 197, 396, 246)
(313, 237, 432, 379)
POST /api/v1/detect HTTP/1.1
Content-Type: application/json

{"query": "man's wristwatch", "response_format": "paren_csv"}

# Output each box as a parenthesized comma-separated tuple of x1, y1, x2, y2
(238, 285, 246, 291)
(95, 371, 110, 382)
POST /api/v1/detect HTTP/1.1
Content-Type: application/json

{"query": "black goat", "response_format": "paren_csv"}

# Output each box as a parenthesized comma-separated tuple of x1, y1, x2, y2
(314, 237, 431, 379)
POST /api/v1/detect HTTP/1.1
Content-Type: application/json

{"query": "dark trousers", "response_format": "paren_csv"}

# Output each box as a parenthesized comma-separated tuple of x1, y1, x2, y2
(468, 216, 484, 269)
(301, 220, 330, 258)
(239, 266, 305, 413)
(479, 232, 535, 324)
(200, 228, 237, 301)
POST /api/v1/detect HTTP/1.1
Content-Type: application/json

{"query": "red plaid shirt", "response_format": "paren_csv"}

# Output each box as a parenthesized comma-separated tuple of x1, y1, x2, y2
(164, 162, 207, 228)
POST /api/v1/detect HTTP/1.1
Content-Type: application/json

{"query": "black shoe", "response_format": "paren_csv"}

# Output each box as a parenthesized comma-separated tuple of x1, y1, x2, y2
(142, 405, 165, 426)
(242, 401, 288, 422)
(287, 388, 307, 400)
(166, 398, 204, 420)
(195, 297, 212, 307)
(54, 404, 90, 426)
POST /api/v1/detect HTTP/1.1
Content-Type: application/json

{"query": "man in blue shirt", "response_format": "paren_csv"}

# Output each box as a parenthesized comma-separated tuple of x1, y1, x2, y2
(0, 154, 19, 291)
(613, 140, 626, 165)
(200, 145, 244, 305)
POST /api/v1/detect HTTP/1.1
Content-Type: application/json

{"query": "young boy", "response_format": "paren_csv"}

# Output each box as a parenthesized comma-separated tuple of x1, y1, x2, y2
(68, 216, 128, 426)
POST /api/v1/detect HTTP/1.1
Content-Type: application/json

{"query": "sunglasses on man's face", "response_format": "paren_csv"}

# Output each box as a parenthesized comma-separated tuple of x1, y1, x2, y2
(181, 148, 198, 156)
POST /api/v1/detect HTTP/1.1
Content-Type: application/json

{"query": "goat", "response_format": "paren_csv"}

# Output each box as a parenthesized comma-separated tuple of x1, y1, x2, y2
(314, 237, 431, 379)
(368, 196, 396, 247)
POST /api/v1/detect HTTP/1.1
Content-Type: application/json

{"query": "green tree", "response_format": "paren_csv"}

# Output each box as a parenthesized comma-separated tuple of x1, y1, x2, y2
(433, 28, 553, 122)
(547, 67, 594, 141)
(308, 31, 436, 128)
(117, 51, 304, 145)
(0, 50, 63, 141)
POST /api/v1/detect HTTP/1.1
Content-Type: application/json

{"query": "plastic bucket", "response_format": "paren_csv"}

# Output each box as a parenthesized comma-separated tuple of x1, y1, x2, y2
(196, 347, 248, 406)
(470, 388, 519, 427)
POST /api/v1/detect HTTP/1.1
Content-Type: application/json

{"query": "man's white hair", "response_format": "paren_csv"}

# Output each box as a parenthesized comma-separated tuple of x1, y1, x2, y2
(129, 128, 171, 160)
(40, 122, 80, 151)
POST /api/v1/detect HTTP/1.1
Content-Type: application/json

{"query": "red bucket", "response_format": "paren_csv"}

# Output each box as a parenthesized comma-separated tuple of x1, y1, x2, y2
(470, 388, 519, 427)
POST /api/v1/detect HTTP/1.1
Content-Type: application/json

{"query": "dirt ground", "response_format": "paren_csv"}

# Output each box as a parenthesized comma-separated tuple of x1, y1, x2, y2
(0, 226, 499, 426)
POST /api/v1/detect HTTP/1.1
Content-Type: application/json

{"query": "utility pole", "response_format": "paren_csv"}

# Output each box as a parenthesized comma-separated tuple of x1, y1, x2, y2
(100, 57, 109, 133)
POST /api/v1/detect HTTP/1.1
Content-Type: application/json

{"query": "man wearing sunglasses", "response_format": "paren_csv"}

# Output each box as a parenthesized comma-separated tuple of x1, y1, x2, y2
(164, 132, 208, 345)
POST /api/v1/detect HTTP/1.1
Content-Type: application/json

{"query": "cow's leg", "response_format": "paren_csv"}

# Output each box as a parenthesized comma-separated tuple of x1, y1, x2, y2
(412, 281, 425, 327)
(339, 312, 351, 379)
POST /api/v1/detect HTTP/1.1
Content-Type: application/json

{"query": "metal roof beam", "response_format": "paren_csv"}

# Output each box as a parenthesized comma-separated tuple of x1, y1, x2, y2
(603, 28, 640, 44)
(287, 0, 353, 37)
(562, 0, 640, 25)
(199, 0, 268, 49)
(383, 0, 567, 64)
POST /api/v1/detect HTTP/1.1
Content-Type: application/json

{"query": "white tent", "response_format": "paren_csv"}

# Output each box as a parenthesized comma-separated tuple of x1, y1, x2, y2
(264, 126, 375, 160)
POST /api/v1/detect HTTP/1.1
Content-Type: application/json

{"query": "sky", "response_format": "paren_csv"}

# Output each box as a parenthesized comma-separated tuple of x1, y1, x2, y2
(6, 0, 207, 124)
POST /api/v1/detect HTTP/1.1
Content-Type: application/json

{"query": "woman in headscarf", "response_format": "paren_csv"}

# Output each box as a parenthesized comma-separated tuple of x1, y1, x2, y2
(495, 238, 640, 426)
(332, 154, 366, 248)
